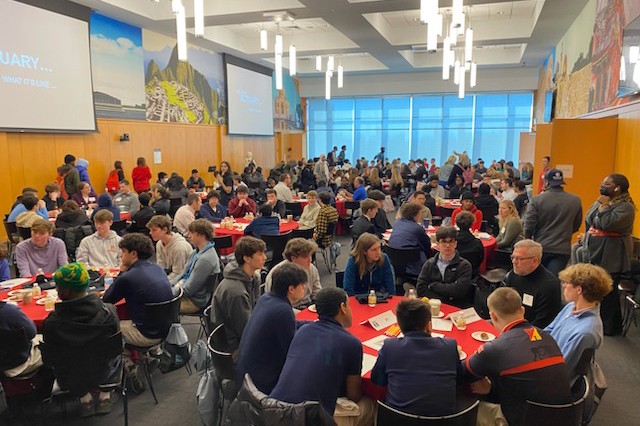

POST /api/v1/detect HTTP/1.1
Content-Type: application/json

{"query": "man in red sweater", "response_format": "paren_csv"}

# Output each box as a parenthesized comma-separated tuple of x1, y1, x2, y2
(450, 191, 483, 231)
(227, 185, 257, 218)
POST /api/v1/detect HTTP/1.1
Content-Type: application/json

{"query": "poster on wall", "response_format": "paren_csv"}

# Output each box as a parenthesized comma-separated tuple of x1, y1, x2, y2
(90, 13, 146, 120)
(142, 29, 226, 125)
(273, 73, 304, 132)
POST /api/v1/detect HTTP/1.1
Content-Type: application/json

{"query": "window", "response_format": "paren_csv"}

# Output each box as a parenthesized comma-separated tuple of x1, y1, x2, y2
(307, 93, 533, 165)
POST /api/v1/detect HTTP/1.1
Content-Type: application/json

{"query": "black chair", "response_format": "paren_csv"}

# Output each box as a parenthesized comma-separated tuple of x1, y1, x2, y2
(290, 227, 314, 240)
(17, 226, 31, 241)
(382, 245, 422, 295)
(213, 235, 233, 253)
(376, 399, 479, 426)
(284, 202, 303, 220)
(522, 375, 589, 426)
(41, 331, 128, 425)
(3, 220, 21, 261)
(261, 231, 292, 269)
(125, 289, 182, 404)
(343, 201, 361, 230)
(619, 277, 639, 336)
(317, 222, 337, 273)
(335, 271, 344, 289)
(169, 198, 183, 218)
(111, 220, 128, 236)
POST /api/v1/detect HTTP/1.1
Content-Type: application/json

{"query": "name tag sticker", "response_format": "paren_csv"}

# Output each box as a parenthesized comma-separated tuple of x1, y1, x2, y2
(523, 293, 534, 307)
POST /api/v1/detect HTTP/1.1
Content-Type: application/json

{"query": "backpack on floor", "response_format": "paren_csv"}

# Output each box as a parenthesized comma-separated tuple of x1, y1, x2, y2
(159, 323, 191, 373)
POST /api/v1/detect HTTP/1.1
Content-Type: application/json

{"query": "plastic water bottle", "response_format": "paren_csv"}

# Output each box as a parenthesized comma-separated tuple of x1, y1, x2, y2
(408, 288, 416, 300)
(368, 290, 377, 307)
(32, 282, 41, 297)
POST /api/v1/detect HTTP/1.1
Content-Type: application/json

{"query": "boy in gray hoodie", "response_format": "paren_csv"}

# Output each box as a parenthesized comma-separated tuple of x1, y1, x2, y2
(76, 210, 121, 268)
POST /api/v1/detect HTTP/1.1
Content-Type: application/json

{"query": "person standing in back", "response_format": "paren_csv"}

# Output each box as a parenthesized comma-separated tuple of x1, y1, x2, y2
(63, 155, 81, 198)
(132, 157, 152, 194)
(523, 169, 582, 276)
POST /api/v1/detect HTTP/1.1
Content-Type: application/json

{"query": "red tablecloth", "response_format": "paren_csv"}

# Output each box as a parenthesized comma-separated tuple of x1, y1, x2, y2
(0, 278, 127, 329)
(297, 296, 498, 400)
(382, 228, 496, 273)
(214, 218, 300, 254)
(120, 211, 131, 221)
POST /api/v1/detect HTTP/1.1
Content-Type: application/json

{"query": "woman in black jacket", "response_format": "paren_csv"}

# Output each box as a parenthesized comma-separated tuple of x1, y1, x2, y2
(55, 200, 91, 229)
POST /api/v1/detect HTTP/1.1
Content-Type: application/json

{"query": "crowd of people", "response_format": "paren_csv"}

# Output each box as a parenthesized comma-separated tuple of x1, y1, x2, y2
(1, 147, 635, 425)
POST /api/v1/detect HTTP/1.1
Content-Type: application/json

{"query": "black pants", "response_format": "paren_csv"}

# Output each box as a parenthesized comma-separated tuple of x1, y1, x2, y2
(601, 274, 623, 336)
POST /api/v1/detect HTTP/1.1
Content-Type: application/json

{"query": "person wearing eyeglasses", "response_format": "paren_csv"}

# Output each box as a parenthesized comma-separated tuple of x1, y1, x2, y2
(502, 239, 561, 328)
(416, 226, 472, 308)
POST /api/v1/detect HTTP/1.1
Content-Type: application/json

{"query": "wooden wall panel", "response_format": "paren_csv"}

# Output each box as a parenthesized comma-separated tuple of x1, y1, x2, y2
(0, 119, 272, 239)
(614, 108, 640, 235)
(550, 118, 618, 234)
(518, 132, 536, 166)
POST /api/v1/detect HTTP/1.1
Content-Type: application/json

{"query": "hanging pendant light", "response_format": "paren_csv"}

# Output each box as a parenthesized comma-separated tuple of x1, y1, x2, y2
(454, 59, 461, 85)
(176, 3, 187, 61)
(458, 63, 466, 98)
(260, 29, 268, 51)
(442, 37, 451, 80)
(465, 27, 473, 63)
(275, 53, 283, 90)
(327, 55, 335, 72)
(316, 55, 322, 72)
(470, 62, 477, 87)
(338, 64, 344, 88)
(194, 0, 204, 37)
(289, 44, 296, 76)
(325, 70, 332, 100)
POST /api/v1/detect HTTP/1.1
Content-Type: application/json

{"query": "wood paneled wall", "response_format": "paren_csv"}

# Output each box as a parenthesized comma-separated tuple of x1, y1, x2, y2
(531, 123, 552, 196)
(615, 107, 640, 236)
(0, 119, 307, 239)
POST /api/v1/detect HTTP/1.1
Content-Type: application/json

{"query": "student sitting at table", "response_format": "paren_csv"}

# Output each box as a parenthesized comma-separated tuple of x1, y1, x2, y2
(71, 182, 98, 210)
(15, 195, 45, 229)
(388, 202, 433, 276)
(448, 175, 466, 200)
(455, 211, 484, 278)
(127, 193, 155, 235)
(343, 233, 395, 296)
(236, 263, 308, 394)
(16, 219, 68, 278)
(227, 185, 257, 218)
(113, 180, 140, 214)
(297, 190, 320, 230)
(396, 190, 433, 222)
(0, 298, 43, 378)
(147, 215, 193, 281)
(186, 169, 205, 191)
(416, 226, 473, 308)
(270, 287, 376, 425)
(42, 262, 121, 417)
(339, 176, 367, 202)
(149, 184, 171, 216)
(56, 200, 92, 229)
(264, 189, 286, 218)
(76, 210, 121, 269)
(102, 233, 174, 394)
(495, 200, 523, 250)
(8, 191, 49, 224)
(314, 192, 339, 249)
(199, 190, 227, 223)
(450, 191, 483, 232)
(315, 180, 336, 205)
(367, 190, 391, 238)
(43, 182, 64, 212)
(350, 198, 378, 245)
(371, 299, 464, 416)
(174, 193, 202, 237)
(0, 246, 9, 282)
(171, 219, 221, 314)
(91, 194, 121, 223)
(244, 204, 280, 239)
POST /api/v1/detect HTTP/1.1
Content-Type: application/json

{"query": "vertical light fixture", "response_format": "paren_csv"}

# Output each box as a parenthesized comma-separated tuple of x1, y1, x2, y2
(442, 37, 451, 80)
(458, 63, 466, 98)
(633, 61, 640, 86)
(452, 0, 464, 28)
(470, 62, 477, 87)
(620, 56, 626, 81)
(316, 55, 322, 72)
(454, 59, 461, 85)
(260, 29, 268, 51)
(275, 31, 283, 90)
(175, 3, 187, 61)
(630, 46, 639, 64)
(465, 27, 473, 63)
(194, 0, 204, 37)
(325, 70, 332, 100)
(449, 21, 458, 46)
(289, 22, 296, 76)
(427, 21, 437, 52)
(327, 55, 335, 72)
(171, 0, 181, 13)
(338, 64, 344, 88)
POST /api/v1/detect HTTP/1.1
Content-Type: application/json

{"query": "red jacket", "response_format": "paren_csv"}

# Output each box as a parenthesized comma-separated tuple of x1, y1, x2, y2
(131, 166, 151, 193)
(451, 205, 483, 231)
(227, 197, 257, 218)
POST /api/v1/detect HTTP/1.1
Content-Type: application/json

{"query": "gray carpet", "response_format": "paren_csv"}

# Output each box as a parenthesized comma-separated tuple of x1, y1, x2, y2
(3, 212, 640, 425)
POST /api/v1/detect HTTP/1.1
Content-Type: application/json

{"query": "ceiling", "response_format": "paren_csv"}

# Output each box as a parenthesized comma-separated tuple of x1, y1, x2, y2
(72, 0, 591, 85)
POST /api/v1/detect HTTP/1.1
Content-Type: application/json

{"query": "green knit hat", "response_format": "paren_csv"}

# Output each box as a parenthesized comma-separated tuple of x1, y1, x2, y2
(53, 262, 90, 291)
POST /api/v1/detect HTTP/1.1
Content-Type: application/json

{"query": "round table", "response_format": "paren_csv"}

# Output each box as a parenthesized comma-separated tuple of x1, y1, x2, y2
(382, 227, 496, 273)
(296, 296, 498, 400)
(0, 275, 127, 329)
(435, 199, 461, 218)
(213, 218, 300, 254)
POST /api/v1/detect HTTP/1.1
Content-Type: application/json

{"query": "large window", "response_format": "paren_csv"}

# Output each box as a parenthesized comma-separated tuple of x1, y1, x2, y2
(307, 93, 533, 165)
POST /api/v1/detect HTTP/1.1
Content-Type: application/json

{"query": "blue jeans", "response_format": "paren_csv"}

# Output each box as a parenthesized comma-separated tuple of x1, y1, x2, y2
(541, 253, 570, 277)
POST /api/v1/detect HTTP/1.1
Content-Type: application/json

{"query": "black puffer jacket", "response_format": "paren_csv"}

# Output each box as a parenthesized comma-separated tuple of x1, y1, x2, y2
(225, 374, 336, 426)
(416, 252, 473, 308)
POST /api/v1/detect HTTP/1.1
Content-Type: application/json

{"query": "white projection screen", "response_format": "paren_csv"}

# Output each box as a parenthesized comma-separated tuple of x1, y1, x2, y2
(225, 55, 274, 136)
(0, 0, 96, 132)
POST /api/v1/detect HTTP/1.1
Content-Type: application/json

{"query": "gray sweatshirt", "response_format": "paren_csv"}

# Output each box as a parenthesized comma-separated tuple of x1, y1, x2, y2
(156, 233, 194, 281)
(113, 191, 140, 214)
(76, 231, 122, 268)
(171, 244, 221, 309)
(264, 260, 322, 308)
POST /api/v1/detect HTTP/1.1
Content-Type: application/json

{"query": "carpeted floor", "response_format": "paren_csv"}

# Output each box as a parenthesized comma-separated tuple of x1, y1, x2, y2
(3, 211, 640, 425)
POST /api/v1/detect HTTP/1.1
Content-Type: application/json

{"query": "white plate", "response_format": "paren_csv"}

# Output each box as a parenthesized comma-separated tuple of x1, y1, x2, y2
(458, 351, 467, 361)
(0, 278, 31, 289)
(7, 289, 32, 297)
(36, 298, 60, 306)
(471, 331, 496, 342)
(433, 311, 445, 318)
(308, 304, 317, 313)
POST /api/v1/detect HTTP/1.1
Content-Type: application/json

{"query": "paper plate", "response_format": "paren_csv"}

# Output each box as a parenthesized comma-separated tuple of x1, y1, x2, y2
(471, 331, 496, 342)
(0, 278, 31, 289)
(7, 289, 32, 297)
(458, 351, 467, 361)
(308, 304, 317, 313)
(36, 298, 60, 305)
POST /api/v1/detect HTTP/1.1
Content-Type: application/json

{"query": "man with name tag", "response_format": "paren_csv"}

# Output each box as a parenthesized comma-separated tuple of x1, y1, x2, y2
(502, 239, 561, 328)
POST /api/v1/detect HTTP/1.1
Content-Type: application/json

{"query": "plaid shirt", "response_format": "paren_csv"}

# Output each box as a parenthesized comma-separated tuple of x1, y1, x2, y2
(314, 204, 339, 248)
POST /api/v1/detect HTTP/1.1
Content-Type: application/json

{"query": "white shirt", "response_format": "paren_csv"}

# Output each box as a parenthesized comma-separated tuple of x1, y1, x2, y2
(274, 181, 294, 202)
(173, 205, 196, 236)
(501, 188, 517, 201)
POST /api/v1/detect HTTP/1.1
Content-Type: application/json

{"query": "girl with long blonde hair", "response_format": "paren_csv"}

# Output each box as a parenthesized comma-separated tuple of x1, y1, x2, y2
(343, 233, 395, 295)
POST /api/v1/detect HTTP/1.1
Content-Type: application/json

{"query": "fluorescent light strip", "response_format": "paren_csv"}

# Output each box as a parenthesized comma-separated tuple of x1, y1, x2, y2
(289, 45, 296, 76)
(260, 29, 268, 51)
(176, 5, 187, 61)
(194, 0, 204, 37)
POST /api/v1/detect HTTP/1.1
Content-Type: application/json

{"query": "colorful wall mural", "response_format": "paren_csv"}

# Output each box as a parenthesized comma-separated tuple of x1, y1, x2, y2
(273, 73, 304, 132)
(535, 0, 640, 122)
